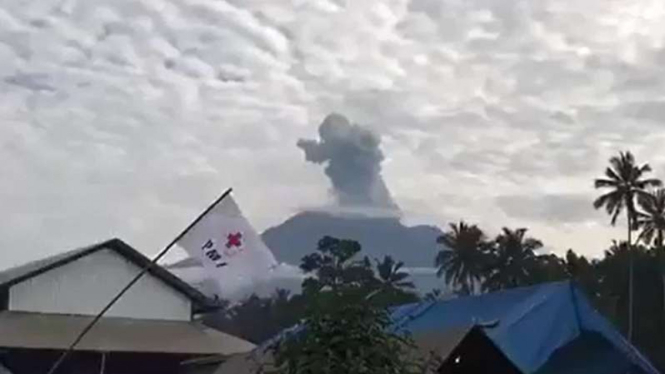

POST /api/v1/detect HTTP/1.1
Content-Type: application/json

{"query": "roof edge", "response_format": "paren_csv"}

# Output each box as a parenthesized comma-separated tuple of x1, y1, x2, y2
(0, 239, 115, 289)
(0, 238, 216, 311)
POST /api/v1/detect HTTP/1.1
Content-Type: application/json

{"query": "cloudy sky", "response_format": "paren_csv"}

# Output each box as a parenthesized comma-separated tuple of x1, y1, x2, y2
(2, 0, 665, 268)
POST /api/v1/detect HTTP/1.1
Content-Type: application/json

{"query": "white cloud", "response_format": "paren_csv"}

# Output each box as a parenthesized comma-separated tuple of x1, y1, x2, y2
(1, 0, 664, 268)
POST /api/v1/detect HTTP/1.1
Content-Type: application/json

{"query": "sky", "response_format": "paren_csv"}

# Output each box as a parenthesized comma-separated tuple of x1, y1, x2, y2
(2, 0, 665, 268)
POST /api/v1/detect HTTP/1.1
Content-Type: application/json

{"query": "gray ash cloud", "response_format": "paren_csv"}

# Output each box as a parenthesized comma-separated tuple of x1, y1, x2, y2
(298, 113, 399, 212)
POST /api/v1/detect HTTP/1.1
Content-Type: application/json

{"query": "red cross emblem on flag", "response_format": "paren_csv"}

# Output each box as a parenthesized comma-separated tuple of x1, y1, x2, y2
(226, 232, 243, 249)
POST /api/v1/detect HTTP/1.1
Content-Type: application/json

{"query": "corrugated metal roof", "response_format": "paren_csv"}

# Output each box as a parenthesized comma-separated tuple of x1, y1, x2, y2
(0, 311, 255, 355)
(0, 238, 215, 311)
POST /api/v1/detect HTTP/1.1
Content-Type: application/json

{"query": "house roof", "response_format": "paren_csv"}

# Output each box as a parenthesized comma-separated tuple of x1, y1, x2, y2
(391, 281, 660, 374)
(412, 325, 475, 361)
(0, 311, 255, 355)
(0, 238, 215, 311)
(417, 325, 524, 374)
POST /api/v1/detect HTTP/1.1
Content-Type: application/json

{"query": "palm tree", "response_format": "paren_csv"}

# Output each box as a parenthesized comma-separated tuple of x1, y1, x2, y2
(636, 188, 665, 336)
(636, 189, 665, 247)
(374, 255, 415, 291)
(483, 228, 542, 291)
(363, 256, 417, 307)
(435, 221, 488, 295)
(300, 236, 375, 294)
(593, 151, 662, 341)
(532, 253, 567, 284)
(596, 241, 658, 335)
(424, 288, 442, 301)
(564, 250, 603, 305)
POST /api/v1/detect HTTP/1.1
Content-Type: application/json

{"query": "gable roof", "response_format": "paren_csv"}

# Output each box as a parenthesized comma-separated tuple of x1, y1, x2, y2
(419, 325, 524, 374)
(391, 281, 660, 374)
(413, 325, 473, 361)
(0, 238, 215, 311)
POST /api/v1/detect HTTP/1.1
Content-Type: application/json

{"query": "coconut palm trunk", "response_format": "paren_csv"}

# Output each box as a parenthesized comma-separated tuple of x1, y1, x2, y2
(627, 213, 634, 342)
(659, 236, 665, 340)
(661, 273, 665, 341)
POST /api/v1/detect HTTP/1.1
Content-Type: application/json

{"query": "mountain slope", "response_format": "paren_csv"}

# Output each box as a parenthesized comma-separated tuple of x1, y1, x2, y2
(262, 211, 443, 267)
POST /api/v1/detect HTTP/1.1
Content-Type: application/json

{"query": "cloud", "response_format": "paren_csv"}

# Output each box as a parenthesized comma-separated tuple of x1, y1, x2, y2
(4, 72, 56, 92)
(1, 0, 665, 268)
(496, 193, 599, 224)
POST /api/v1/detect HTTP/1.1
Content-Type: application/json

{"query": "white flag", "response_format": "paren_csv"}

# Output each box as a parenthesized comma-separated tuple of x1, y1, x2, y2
(176, 194, 278, 299)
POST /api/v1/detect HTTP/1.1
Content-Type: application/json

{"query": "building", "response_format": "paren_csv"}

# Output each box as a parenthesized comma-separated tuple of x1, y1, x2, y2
(0, 238, 255, 374)
(391, 281, 660, 374)
(416, 325, 523, 373)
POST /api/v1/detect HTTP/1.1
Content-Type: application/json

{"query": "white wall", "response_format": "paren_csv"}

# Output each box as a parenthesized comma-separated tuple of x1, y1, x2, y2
(9, 249, 192, 321)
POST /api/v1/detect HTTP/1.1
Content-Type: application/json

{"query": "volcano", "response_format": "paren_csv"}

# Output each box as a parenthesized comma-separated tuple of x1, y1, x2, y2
(262, 210, 443, 268)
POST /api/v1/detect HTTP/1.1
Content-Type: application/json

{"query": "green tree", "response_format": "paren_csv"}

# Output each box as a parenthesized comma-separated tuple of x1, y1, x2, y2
(264, 238, 431, 374)
(636, 188, 665, 248)
(596, 242, 664, 350)
(300, 236, 418, 308)
(597, 242, 632, 328)
(372, 255, 419, 307)
(483, 228, 542, 291)
(299, 236, 376, 296)
(203, 290, 307, 344)
(265, 296, 430, 374)
(375, 255, 415, 291)
(594, 151, 662, 341)
(564, 250, 600, 297)
(531, 253, 567, 284)
(435, 221, 488, 295)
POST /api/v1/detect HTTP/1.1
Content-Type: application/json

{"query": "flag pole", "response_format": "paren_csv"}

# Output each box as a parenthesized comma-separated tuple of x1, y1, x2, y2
(45, 187, 233, 374)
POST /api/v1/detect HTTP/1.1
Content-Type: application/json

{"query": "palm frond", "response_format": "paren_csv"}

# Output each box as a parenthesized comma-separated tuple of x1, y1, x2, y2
(638, 194, 657, 215)
(609, 155, 624, 173)
(436, 235, 453, 247)
(593, 192, 614, 210)
(611, 206, 623, 225)
(391, 272, 411, 282)
(639, 178, 663, 188)
(638, 164, 653, 173)
(604, 166, 622, 181)
(638, 226, 655, 246)
(395, 281, 415, 289)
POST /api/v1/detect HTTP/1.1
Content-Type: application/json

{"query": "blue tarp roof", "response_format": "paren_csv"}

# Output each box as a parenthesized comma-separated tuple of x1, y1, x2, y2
(391, 281, 660, 374)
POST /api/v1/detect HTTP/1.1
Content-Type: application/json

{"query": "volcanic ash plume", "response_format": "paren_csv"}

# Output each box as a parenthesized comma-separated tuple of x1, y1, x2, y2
(297, 113, 399, 213)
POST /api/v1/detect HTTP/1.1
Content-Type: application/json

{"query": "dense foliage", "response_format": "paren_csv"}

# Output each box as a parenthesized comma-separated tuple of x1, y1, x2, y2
(261, 237, 429, 374)
(266, 301, 427, 374)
